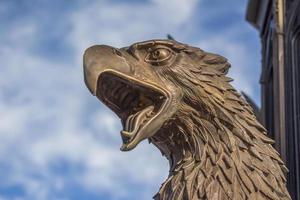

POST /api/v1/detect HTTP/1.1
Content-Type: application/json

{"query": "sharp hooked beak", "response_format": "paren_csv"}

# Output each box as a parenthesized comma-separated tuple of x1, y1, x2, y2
(83, 45, 132, 95)
(83, 44, 180, 151)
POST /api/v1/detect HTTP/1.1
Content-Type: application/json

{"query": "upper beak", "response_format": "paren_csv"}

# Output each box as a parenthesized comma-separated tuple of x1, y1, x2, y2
(83, 45, 131, 95)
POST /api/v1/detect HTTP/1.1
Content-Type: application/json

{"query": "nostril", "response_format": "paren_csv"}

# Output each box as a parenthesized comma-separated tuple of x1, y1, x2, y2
(113, 48, 123, 57)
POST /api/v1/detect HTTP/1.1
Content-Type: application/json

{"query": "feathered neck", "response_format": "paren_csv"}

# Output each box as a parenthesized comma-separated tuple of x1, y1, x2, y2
(150, 103, 291, 200)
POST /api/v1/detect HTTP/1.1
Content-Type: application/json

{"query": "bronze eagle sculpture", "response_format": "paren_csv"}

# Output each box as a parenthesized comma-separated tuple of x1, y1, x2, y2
(83, 39, 291, 200)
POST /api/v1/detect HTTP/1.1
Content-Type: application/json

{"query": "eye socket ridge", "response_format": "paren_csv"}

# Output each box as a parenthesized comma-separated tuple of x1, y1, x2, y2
(145, 47, 174, 66)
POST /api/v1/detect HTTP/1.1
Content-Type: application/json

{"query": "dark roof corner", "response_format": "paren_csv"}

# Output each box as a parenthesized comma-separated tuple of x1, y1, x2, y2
(246, 0, 260, 29)
(245, 0, 270, 31)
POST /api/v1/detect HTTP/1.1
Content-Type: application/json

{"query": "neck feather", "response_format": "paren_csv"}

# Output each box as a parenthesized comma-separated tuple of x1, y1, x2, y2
(150, 104, 290, 200)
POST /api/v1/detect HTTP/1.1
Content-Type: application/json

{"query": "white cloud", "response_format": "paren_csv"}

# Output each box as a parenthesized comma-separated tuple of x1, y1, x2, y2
(69, 0, 199, 61)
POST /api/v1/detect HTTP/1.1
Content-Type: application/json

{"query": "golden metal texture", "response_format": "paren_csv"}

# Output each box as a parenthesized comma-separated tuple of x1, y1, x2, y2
(83, 40, 291, 200)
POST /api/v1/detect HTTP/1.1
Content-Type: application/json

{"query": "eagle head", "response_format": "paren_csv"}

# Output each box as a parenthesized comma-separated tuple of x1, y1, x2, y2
(83, 39, 227, 151)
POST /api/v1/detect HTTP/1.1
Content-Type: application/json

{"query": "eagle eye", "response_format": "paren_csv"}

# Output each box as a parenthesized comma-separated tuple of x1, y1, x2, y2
(145, 47, 173, 66)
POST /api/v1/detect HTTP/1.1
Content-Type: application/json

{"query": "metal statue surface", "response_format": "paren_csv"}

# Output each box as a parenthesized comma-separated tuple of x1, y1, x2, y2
(83, 39, 291, 200)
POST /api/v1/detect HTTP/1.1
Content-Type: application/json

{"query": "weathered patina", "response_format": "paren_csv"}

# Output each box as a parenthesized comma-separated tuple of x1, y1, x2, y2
(83, 39, 291, 200)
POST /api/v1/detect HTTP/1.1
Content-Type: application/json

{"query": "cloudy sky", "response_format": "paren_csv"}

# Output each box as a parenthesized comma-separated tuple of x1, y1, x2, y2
(0, 0, 261, 199)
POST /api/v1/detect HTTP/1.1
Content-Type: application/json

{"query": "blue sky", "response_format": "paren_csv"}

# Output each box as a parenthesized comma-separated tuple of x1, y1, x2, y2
(0, 0, 260, 199)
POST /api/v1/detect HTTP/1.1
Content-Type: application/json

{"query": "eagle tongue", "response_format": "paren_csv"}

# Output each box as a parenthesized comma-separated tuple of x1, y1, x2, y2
(122, 106, 154, 139)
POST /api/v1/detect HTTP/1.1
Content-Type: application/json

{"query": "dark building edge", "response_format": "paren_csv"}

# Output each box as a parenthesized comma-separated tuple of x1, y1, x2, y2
(246, 0, 300, 199)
